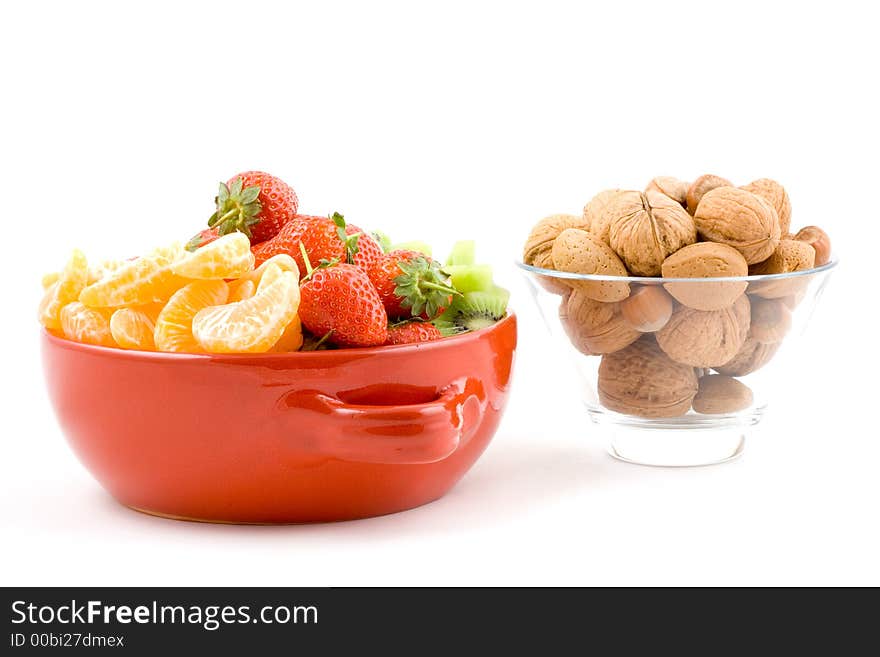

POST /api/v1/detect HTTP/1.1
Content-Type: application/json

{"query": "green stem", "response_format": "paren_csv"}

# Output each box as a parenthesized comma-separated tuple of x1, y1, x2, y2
(422, 281, 461, 296)
(299, 242, 314, 279)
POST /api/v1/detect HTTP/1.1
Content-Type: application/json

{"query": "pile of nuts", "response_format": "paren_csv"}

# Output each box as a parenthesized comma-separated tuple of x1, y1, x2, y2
(522, 174, 832, 418)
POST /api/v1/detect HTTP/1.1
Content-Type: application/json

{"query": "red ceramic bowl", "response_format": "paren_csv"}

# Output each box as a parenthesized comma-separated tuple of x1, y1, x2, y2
(41, 314, 516, 523)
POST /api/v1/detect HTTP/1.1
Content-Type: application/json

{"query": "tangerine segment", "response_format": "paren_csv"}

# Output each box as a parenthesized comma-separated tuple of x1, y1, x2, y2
(110, 308, 157, 350)
(228, 279, 256, 303)
(60, 302, 115, 347)
(238, 253, 299, 285)
(42, 272, 60, 289)
(193, 271, 299, 353)
(154, 280, 229, 353)
(256, 262, 284, 293)
(88, 259, 126, 285)
(38, 249, 89, 330)
(79, 243, 189, 308)
(172, 232, 255, 280)
(270, 315, 304, 352)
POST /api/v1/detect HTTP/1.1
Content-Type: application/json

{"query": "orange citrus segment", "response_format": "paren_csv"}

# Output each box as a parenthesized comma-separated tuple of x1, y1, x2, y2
(270, 315, 304, 352)
(110, 307, 157, 350)
(38, 249, 89, 330)
(256, 262, 284, 293)
(154, 280, 229, 352)
(87, 259, 126, 285)
(228, 279, 256, 303)
(60, 302, 115, 347)
(79, 243, 189, 307)
(42, 272, 60, 289)
(192, 271, 299, 353)
(238, 253, 299, 285)
(172, 232, 254, 279)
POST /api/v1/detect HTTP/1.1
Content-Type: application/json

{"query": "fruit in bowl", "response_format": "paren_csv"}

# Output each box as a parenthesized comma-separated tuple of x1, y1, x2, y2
(39, 171, 516, 522)
(519, 173, 836, 466)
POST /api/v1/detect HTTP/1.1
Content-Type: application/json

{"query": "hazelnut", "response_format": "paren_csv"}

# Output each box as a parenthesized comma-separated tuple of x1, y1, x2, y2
(686, 174, 733, 214)
(583, 189, 623, 242)
(561, 291, 640, 354)
(749, 239, 816, 299)
(551, 228, 630, 302)
(793, 225, 831, 266)
(693, 187, 781, 264)
(741, 178, 792, 235)
(715, 337, 780, 376)
(645, 176, 689, 206)
(523, 213, 588, 295)
(655, 294, 751, 367)
(661, 242, 748, 310)
(620, 285, 673, 332)
(606, 190, 697, 276)
(692, 375, 754, 414)
(598, 337, 698, 418)
(749, 297, 791, 344)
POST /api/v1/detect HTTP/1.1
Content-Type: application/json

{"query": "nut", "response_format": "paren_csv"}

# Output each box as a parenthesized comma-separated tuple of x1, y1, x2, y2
(645, 176, 689, 206)
(551, 228, 630, 302)
(692, 375, 754, 414)
(561, 291, 640, 354)
(655, 294, 751, 367)
(793, 225, 831, 266)
(715, 337, 780, 376)
(749, 297, 791, 344)
(693, 187, 781, 264)
(749, 239, 816, 299)
(661, 242, 748, 310)
(607, 190, 697, 276)
(597, 337, 698, 418)
(686, 174, 733, 214)
(741, 178, 792, 235)
(583, 189, 623, 242)
(523, 213, 588, 295)
(620, 285, 673, 332)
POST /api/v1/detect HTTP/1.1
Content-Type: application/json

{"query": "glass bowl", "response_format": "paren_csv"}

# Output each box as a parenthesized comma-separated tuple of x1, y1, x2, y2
(517, 259, 837, 466)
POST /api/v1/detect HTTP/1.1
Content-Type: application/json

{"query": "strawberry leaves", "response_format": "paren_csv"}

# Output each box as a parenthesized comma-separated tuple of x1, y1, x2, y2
(393, 256, 460, 319)
(331, 212, 361, 265)
(208, 177, 263, 238)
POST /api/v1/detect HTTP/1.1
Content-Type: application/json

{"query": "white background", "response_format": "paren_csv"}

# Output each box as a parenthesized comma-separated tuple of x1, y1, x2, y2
(2, 1, 877, 586)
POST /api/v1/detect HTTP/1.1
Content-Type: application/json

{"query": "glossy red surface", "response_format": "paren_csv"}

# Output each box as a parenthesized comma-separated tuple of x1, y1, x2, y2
(41, 314, 516, 523)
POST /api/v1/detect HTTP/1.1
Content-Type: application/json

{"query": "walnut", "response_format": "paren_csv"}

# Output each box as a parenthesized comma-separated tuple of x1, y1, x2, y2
(583, 189, 623, 243)
(661, 242, 748, 310)
(749, 239, 816, 299)
(793, 225, 831, 266)
(606, 190, 697, 276)
(741, 178, 792, 235)
(551, 228, 630, 302)
(693, 187, 781, 264)
(715, 337, 780, 376)
(645, 176, 689, 206)
(749, 297, 791, 344)
(686, 174, 733, 214)
(560, 291, 640, 354)
(692, 375, 754, 414)
(522, 213, 588, 294)
(597, 337, 698, 418)
(655, 294, 751, 367)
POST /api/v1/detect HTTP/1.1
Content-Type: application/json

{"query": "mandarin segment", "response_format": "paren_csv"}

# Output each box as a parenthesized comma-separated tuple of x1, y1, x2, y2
(38, 249, 89, 330)
(60, 302, 115, 347)
(237, 253, 299, 285)
(171, 232, 255, 280)
(154, 280, 229, 353)
(192, 271, 299, 353)
(41, 272, 60, 289)
(256, 262, 285, 293)
(228, 279, 256, 303)
(110, 307, 157, 350)
(270, 315, 304, 352)
(79, 243, 189, 308)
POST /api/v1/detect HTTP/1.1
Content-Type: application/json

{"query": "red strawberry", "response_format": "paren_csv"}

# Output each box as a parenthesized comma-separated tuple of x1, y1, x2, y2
(185, 227, 221, 251)
(346, 225, 383, 271)
(251, 214, 337, 271)
(367, 250, 457, 320)
(299, 262, 389, 347)
(207, 171, 298, 245)
(386, 321, 442, 345)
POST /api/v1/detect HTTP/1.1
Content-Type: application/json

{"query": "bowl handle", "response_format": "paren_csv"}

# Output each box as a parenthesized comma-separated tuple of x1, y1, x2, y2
(280, 380, 483, 465)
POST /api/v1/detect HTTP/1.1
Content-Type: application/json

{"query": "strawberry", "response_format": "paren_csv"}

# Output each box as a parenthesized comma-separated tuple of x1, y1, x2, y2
(346, 225, 383, 271)
(207, 171, 298, 245)
(367, 250, 458, 320)
(299, 258, 388, 348)
(185, 227, 220, 251)
(386, 321, 442, 345)
(251, 214, 335, 270)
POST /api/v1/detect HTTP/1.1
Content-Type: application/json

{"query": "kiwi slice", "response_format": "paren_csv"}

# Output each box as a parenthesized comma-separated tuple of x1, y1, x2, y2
(391, 240, 432, 256)
(434, 287, 509, 334)
(446, 240, 476, 266)
(371, 230, 393, 253)
(445, 264, 494, 293)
